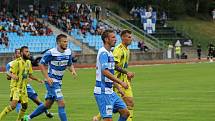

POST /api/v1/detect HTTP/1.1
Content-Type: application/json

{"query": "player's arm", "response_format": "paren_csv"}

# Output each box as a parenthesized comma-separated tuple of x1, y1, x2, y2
(115, 62, 134, 80)
(113, 48, 134, 79)
(29, 74, 43, 83)
(67, 53, 77, 78)
(100, 52, 128, 89)
(68, 64, 77, 78)
(102, 69, 128, 89)
(113, 82, 125, 97)
(39, 50, 53, 85)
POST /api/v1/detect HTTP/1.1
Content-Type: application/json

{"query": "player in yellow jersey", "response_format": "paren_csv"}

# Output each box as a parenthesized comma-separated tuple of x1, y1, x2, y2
(113, 30, 135, 121)
(0, 46, 43, 121)
(93, 30, 135, 121)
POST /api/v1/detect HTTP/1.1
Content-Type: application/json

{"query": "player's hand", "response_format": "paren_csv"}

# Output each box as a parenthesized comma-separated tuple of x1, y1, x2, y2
(127, 72, 134, 80)
(118, 88, 125, 97)
(120, 81, 128, 89)
(11, 75, 18, 80)
(72, 71, 78, 79)
(46, 77, 53, 86)
(38, 80, 44, 84)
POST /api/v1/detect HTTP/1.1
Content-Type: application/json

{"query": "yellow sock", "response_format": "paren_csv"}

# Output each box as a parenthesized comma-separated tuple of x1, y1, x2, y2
(96, 113, 101, 120)
(16, 109, 26, 121)
(127, 109, 133, 121)
(0, 105, 13, 120)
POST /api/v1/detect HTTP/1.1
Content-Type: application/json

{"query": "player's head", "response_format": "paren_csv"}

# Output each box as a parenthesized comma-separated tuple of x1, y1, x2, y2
(121, 29, 132, 46)
(14, 48, 21, 59)
(56, 34, 68, 50)
(20, 46, 30, 60)
(101, 29, 116, 47)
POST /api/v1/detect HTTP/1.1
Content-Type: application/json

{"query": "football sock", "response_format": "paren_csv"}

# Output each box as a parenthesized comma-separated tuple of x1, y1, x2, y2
(29, 103, 47, 119)
(58, 106, 67, 121)
(0, 105, 13, 120)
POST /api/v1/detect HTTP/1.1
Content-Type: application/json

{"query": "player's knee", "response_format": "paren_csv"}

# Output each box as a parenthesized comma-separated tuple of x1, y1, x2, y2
(22, 103, 28, 110)
(122, 109, 130, 118)
(126, 99, 134, 108)
(10, 104, 16, 110)
(57, 100, 65, 107)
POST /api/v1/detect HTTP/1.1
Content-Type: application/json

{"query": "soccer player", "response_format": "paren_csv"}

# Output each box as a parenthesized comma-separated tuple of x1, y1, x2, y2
(113, 30, 135, 121)
(24, 34, 77, 121)
(0, 46, 42, 121)
(93, 30, 135, 121)
(94, 29, 130, 121)
(6, 49, 53, 118)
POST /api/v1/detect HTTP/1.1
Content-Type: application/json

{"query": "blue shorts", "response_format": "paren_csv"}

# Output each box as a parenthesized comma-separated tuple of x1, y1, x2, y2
(94, 92, 127, 118)
(27, 84, 38, 100)
(45, 82, 63, 101)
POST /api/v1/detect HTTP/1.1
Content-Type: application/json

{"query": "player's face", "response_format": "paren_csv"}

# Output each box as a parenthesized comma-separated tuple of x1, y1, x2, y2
(22, 48, 30, 60)
(107, 32, 117, 47)
(58, 37, 68, 50)
(123, 33, 132, 46)
(15, 50, 21, 59)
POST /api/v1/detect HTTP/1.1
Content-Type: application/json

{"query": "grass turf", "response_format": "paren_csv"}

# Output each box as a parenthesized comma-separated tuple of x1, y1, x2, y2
(0, 62, 215, 121)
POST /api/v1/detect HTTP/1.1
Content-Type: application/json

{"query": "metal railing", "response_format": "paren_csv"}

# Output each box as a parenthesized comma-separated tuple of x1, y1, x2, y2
(105, 10, 166, 50)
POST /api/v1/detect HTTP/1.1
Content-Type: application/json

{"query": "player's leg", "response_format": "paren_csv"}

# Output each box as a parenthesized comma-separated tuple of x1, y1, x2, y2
(0, 88, 20, 120)
(16, 90, 29, 121)
(122, 97, 134, 121)
(16, 103, 28, 121)
(112, 92, 129, 121)
(0, 99, 18, 120)
(15, 101, 21, 113)
(93, 112, 102, 121)
(24, 82, 55, 121)
(121, 81, 134, 121)
(95, 94, 114, 121)
(28, 85, 53, 118)
(57, 99, 68, 121)
(24, 99, 54, 121)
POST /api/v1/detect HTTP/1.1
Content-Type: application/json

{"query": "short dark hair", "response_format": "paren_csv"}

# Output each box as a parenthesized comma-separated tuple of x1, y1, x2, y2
(20, 46, 28, 52)
(120, 29, 132, 37)
(56, 34, 67, 43)
(101, 29, 114, 43)
(14, 48, 20, 53)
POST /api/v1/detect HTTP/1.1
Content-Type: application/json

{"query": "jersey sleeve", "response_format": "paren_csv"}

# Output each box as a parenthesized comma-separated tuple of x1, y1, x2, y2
(113, 47, 122, 63)
(9, 61, 18, 74)
(99, 52, 109, 71)
(5, 63, 10, 73)
(40, 50, 52, 65)
(28, 61, 33, 74)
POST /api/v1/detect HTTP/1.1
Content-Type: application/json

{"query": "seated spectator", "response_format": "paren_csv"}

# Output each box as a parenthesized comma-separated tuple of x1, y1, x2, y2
(1, 31, 9, 47)
(138, 41, 149, 52)
(212, 9, 215, 21)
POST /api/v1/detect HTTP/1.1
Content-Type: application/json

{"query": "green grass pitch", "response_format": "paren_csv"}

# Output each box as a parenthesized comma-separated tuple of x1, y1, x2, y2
(0, 62, 215, 121)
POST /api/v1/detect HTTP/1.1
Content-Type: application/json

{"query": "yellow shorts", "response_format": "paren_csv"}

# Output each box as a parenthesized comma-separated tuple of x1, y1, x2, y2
(114, 77, 133, 97)
(10, 87, 28, 104)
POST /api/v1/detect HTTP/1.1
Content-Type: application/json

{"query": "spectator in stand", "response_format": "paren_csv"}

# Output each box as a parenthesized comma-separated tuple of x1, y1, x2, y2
(212, 9, 215, 21)
(161, 11, 167, 27)
(207, 42, 214, 62)
(1, 31, 9, 47)
(138, 41, 149, 52)
(197, 43, 201, 60)
(95, 6, 101, 20)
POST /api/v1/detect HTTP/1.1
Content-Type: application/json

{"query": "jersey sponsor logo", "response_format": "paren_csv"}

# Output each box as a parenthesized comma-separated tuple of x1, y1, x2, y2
(106, 105, 113, 115)
(51, 60, 69, 66)
(55, 89, 63, 98)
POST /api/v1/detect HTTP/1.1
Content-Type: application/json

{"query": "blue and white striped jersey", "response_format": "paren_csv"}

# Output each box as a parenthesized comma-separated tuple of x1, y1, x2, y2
(40, 48, 73, 83)
(94, 47, 115, 95)
(6, 61, 13, 73)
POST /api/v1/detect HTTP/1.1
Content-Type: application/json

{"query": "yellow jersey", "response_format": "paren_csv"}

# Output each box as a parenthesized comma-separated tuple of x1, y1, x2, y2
(10, 58, 33, 91)
(113, 43, 130, 80)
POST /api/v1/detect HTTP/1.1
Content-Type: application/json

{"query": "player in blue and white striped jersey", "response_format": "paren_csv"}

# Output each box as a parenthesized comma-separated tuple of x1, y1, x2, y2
(94, 30, 130, 121)
(24, 34, 77, 121)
